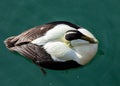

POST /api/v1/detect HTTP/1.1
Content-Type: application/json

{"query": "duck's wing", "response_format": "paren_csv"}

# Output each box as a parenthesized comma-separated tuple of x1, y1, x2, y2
(6, 24, 55, 47)
(4, 24, 55, 61)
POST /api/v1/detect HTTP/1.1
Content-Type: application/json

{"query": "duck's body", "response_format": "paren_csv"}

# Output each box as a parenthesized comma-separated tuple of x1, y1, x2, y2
(4, 21, 98, 74)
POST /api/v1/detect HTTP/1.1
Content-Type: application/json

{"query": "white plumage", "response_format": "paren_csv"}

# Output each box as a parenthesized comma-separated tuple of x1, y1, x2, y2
(31, 24, 98, 65)
(31, 24, 75, 45)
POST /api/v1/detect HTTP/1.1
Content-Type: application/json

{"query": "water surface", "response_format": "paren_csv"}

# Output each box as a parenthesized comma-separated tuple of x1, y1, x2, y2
(0, 0, 120, 86)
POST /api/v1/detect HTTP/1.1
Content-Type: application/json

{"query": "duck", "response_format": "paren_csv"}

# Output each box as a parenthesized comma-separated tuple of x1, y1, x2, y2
(4, 21, 98, 74)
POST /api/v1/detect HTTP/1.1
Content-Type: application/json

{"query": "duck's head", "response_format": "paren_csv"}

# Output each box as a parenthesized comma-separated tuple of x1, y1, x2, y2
(63, 28, 98, 48)
(63, 28, 98, 65)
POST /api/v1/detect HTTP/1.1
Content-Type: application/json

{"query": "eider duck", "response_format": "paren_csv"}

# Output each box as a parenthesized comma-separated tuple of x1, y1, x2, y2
(4, 21, 98, 74)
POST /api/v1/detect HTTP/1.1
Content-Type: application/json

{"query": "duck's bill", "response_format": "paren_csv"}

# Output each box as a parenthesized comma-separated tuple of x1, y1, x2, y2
(81, 35, 98, 44)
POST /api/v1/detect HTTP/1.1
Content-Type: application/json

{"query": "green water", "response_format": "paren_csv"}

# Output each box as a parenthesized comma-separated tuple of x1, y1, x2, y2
(0, 0, 120, 86)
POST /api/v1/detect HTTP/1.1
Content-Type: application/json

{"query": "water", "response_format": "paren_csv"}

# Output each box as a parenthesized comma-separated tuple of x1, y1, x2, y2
(0, 0, 120, 86)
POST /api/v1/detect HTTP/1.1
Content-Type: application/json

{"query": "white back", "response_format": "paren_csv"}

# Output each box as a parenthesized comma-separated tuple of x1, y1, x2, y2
(31, 24, 76, 45)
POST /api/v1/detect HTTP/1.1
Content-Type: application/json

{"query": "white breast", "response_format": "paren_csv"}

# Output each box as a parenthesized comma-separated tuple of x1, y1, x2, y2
(73, 44, 98, 65)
